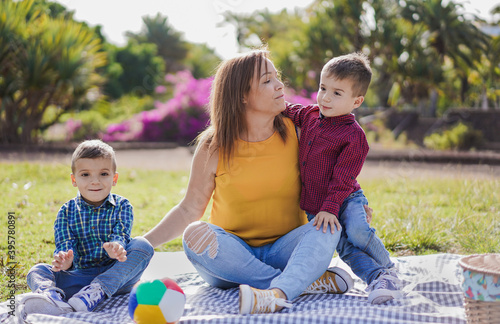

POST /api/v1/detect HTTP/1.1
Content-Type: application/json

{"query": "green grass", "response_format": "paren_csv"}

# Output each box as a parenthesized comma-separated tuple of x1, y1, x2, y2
(1, 162, 499, 300)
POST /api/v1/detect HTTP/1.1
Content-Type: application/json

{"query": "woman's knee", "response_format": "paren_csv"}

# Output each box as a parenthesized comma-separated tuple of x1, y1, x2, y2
(183, 221, 218, 259)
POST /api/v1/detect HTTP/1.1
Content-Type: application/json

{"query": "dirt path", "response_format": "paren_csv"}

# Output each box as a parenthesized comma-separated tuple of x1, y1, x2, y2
(2, 146, 500, 179)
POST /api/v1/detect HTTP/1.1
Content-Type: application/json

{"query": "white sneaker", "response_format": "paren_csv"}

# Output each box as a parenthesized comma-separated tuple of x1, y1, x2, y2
(367, 270, 403, 304)
(68, 283, 106, 312)
(303, 267, 354, 294)
(17, 289, 73, 318)
(239, 285, 292, 314)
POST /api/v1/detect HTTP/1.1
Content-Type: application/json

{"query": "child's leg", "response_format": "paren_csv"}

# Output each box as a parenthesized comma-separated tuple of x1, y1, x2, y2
(19, 264, 73, 317)
(92, 236, 154, 297)
(339, 190, 394, 269)
(27, 263, 97, 299)
(336, 231, 385, 285)
(337, 225, 403, 305)
(27, 263, 64, 296)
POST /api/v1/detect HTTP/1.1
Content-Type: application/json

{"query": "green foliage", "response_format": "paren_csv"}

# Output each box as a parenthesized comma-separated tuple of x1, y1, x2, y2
(43, 95, 155, 142)
(224, 0, 493, 111)
(0, 0, 106, 144)
(363, 117, 417, 149)
(423, 122, 483, 150)
(184, 43, 221, 79)
(125, 13, 188, 74)
(114, 42, 165, 97)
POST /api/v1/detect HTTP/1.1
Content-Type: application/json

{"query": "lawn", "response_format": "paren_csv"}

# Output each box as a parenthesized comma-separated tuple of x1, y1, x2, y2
(1, 162, 499, 300)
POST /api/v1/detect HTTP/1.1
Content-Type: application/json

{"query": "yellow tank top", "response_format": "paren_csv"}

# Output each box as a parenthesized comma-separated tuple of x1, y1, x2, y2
(210, 118, 307, 247)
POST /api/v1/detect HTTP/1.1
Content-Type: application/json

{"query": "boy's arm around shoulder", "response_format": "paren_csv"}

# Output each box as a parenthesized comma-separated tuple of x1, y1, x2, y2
(282, 102, 315, 128)
(144, 139, 217, 248)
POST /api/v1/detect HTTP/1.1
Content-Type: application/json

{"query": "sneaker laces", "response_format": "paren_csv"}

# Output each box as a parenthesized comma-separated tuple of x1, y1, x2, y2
(305, 276, 337, 293)
(254, 290, 292, 313)
(366, 273, 402, 292)
(74, 283, 104, 308)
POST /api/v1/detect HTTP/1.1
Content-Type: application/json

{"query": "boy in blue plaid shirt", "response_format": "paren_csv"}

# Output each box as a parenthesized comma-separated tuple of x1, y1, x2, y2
(18, 140, 154, 318)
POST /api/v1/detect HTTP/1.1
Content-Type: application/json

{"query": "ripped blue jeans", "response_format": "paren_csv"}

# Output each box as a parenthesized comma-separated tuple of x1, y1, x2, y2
(182, 219, 339, 301)
(306, 189, 393, 285)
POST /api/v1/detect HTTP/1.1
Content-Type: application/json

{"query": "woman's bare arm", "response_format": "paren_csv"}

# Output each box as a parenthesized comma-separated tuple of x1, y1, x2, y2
(144, 142, 218, 248)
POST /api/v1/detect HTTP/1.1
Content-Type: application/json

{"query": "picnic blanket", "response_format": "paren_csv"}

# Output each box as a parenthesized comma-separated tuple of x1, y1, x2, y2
(0, 253, 466, 323)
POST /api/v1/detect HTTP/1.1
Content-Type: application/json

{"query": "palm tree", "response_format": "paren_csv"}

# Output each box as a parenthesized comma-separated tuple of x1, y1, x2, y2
(126, 14, 187, 73)
(400, 0, 490, 114)
(0, 0, 106, 144)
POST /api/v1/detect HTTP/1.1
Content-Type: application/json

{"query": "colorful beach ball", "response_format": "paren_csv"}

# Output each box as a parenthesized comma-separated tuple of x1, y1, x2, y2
(128, 277, 186, 324)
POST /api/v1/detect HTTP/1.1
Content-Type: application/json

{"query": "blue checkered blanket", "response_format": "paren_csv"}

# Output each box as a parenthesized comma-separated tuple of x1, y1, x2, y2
(0, 253, 466, 323)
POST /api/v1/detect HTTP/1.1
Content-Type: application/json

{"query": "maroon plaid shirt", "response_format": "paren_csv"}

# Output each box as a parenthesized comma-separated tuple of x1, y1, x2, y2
(284, 103, 369, 217)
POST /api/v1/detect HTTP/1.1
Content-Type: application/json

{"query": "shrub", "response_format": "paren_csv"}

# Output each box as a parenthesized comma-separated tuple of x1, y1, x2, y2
(102, 70, 211, 144)
(423, 122, 483, 150)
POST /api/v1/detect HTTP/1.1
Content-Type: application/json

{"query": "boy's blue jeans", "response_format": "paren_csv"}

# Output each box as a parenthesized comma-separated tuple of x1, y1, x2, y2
(308, 189, 393, 285)
(182, 219, 339, 301)
(339, 190, 393, 269)
(27, 237, 154, 300)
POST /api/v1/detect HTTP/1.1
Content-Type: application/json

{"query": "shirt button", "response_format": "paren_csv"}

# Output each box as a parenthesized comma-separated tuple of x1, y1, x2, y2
(302, 161, 306, 166)
(92, 226, 95, 229)
(308, 141, 312, 146)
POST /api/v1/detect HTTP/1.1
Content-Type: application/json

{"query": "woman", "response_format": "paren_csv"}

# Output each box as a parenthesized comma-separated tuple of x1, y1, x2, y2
(145, 49, 354, 314)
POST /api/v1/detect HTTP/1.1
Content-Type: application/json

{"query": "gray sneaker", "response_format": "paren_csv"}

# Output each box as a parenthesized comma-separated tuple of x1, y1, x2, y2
(367, 270, 403, 304)
(17, 289, 73, 319)
(68, 283, 106, 312)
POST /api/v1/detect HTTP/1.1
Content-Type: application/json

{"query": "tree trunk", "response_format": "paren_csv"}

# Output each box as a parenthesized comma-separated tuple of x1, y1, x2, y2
(428, 89, 438, 117)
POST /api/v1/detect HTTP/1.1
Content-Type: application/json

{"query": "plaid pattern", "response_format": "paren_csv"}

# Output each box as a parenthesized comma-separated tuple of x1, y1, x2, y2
(283, 103, 369, 217)
(54, 193, 133, 269)
(2, 254, 466, 323)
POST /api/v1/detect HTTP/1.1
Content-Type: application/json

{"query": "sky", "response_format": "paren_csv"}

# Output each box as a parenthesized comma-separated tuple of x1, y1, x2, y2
(54, 0, 499, 59)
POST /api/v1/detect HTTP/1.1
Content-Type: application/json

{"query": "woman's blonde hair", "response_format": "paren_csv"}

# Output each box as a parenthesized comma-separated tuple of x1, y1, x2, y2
(197, 48, 288, 164)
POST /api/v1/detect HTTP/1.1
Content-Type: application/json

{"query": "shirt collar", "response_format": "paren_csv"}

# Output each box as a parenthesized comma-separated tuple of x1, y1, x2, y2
(318, 111, 356, 125)
(76, 192, 116, 209)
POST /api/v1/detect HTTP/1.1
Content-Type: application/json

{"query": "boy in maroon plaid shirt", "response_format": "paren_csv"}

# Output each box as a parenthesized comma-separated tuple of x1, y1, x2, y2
(283, 52, 402, 304)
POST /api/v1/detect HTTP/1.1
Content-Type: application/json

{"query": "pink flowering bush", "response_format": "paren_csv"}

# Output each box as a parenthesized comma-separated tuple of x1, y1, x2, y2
(102, 70, 316, 144)
(102, 71, 212, 144)
(285, 88, 317, 106)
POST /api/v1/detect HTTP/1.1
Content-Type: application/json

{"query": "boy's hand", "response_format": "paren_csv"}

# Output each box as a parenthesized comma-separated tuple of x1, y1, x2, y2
(52, 250, 74, 272)
(103, 242, 127, 262)
(313, 211, 342, 233)
(364, 205, 373, 224)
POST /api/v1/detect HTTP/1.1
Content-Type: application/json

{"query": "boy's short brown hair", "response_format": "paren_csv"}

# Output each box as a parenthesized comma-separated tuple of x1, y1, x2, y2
(71, 140, 116, 173)
(322, 52, 372, 97)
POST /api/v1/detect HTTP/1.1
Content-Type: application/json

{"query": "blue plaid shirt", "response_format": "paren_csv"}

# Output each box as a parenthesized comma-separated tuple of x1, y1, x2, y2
(54, 193, 133, 269)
